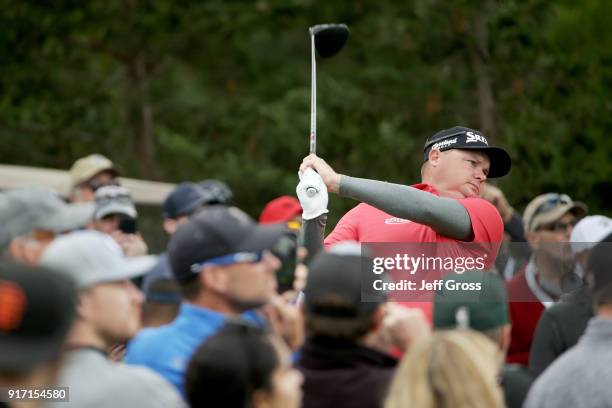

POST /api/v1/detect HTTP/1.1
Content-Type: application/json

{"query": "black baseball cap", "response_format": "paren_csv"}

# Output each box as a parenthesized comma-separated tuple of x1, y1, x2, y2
(0, 261, 77, 371)
(423, 126, 511, 178)
(168, 206, 286, 284)
(304, 242, 386, 318)
(163, 182, 209, 219)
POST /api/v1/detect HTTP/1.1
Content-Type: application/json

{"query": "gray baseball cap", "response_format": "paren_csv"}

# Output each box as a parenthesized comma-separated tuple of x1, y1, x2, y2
(40, 230, 157, 289)
(94, 185, 137, 219)
(0, 187, 94, 248)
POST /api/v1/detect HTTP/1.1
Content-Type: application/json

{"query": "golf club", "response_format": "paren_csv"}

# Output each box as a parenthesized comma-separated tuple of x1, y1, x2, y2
(306, 23, 350, 197)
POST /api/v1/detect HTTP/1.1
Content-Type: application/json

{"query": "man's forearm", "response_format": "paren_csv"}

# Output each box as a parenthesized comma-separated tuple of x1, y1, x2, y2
(339, 176, 472, 240)
(505, 212, 527, 242)
(300, 214, 327, 264)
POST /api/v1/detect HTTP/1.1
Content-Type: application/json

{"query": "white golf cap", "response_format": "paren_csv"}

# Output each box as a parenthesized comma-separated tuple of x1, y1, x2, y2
(40, 230, 157, 289)
(570, 215, 612, 255)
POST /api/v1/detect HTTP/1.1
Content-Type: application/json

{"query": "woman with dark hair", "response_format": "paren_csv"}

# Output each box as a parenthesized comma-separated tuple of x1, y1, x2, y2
(186, 322, 303, 408)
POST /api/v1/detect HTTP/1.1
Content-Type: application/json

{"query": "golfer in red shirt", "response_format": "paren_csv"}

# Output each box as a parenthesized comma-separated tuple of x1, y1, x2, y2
(297, 126, 511, 320)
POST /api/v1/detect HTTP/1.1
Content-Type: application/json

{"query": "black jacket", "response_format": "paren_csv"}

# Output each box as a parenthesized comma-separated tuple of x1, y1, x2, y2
(529, 286, 593, 377)
(295, 336, 397, 408)
(501, 364, 533, 408)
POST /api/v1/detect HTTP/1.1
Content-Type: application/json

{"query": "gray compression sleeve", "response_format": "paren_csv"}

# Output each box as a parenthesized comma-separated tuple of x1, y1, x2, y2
(300, 214, 327, 264)
(339, 176, 472, 240)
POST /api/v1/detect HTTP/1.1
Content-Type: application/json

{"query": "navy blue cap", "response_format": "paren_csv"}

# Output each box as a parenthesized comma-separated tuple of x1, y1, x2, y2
(163, 182, 209, 219)
(168, 206, 285, 284)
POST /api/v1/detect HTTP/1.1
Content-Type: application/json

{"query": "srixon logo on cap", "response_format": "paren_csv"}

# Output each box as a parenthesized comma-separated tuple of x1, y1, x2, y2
(465, 131, 488, 145)
(0, 281, 27, 332)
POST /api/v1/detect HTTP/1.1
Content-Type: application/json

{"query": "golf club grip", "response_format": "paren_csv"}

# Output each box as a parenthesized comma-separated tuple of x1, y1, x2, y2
(310, 133, 316, 155)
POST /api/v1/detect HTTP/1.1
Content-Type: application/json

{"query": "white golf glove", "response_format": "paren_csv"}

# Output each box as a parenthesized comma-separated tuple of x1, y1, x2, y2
(296, 168, 329, 220)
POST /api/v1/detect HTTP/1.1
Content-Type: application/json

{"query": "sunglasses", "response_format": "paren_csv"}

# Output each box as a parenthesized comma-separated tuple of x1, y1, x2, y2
(529, 193, 572, 230)
(87, 179, 120, 192)
(539, 219, 577, 233)
(190, 251, 264, 273)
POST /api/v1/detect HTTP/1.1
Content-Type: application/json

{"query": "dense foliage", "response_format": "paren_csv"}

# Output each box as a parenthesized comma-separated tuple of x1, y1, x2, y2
(2, 0, 610, 225)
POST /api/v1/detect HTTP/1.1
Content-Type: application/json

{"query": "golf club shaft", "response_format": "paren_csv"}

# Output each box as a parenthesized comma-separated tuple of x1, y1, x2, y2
(310, 32, 316, 156)
(305, 31, 318, 198)
(306, 23, 348, 198)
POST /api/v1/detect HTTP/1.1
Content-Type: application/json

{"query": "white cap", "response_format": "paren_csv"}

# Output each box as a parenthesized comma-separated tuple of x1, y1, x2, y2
(40, 230, 157, 289)
(570, 215, 612, 255)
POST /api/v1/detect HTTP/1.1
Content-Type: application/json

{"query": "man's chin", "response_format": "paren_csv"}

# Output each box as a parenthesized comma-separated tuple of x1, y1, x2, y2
(228, 297, 269, 313)
(541, 249, 574, 266)
(464, 184, 481, 198)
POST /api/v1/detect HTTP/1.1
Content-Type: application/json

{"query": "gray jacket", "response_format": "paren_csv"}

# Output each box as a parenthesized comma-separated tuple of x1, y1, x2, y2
(525, 317, 612, 408)
(47, 348, 185, 408)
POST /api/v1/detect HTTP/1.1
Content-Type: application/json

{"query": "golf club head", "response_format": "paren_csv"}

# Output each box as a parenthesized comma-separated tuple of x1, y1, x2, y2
(309, 23, 350, 58)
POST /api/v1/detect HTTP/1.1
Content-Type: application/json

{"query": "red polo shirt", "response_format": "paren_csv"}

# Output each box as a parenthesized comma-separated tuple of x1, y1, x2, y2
(324, 183, 504, 321)
(325, 184, 503, 246)
(506, 265, 548, 366)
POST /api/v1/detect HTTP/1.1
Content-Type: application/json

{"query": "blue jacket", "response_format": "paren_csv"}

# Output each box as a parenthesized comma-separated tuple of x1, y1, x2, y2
(125, 303, 227, 395)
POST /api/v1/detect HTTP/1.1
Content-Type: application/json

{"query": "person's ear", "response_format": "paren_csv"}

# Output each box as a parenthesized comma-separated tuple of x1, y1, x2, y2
(163, 219, 178, 235)
(500, 324, 512, 353)
(8, 238, 39, 266)
(200, 265, 230, 293)
(527, 230, 540, 247)
(428, 149, 441, 166)
(76, 290, 94, 321)
(8, 238, 27, 262)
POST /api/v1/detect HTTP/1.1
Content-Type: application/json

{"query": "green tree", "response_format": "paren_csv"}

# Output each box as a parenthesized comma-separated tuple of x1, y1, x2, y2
(0, 0, 610, 225)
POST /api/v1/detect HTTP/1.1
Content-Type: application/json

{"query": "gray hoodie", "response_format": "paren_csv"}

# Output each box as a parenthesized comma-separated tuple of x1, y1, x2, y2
(525, 317, 612, 408)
